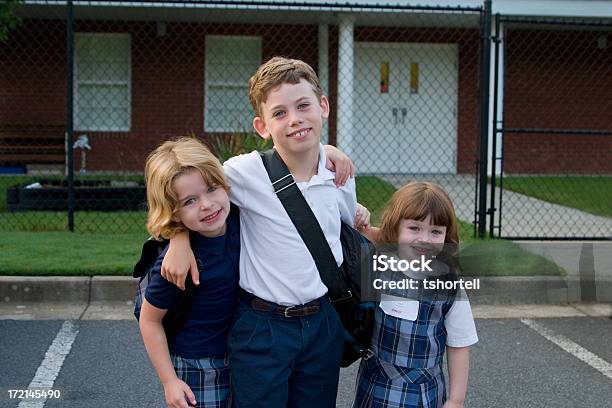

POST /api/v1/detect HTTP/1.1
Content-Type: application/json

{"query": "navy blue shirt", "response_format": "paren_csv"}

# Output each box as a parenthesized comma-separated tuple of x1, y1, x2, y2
(145, 205, 240, 358)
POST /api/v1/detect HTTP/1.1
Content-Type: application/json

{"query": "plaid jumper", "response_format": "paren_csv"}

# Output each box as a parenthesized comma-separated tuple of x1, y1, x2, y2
(354, 266, 456, 408)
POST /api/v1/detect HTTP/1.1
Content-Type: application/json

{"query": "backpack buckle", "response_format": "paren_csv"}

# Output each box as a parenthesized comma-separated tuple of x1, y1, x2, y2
(361, 348, 374, 360)
(330, 290, 352, 303)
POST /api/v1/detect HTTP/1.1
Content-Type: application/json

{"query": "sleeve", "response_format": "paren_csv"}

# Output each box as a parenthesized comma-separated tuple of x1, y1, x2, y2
(143, 249, 183, 310)
(444, 290, 479, 347)
(223, 152, 253, 208)
(337, 176, 357, 227)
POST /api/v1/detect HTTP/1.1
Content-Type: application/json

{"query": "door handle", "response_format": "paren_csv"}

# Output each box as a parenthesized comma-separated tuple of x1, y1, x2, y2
(401, 108, 407, 124)
(392, 108, 398, 125)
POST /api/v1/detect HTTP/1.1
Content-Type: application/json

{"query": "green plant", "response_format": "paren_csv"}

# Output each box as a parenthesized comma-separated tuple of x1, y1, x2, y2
(208, 132, 273, 163)
(0, 0, 21, 43)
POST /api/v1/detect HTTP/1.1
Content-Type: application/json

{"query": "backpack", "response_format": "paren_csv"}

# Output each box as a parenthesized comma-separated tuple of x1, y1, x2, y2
(133, 238, 197, 345)
(335, 223, 377, 366)
(259, 149, 376, 367)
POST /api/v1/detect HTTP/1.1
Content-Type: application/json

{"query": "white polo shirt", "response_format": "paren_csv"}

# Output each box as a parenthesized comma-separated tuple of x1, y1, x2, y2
(223, 144, 357, 306)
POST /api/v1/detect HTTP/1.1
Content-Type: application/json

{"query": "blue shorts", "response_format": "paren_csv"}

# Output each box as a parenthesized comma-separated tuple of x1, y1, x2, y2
(171, 354, 231, 408)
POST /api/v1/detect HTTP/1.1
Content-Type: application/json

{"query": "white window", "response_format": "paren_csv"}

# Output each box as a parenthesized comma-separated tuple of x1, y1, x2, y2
(205, 36, 262, 132)
(75, 33, 131, 131)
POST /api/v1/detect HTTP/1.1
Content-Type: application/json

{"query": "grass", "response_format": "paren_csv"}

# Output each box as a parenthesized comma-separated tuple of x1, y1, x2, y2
(356, 176, 397, 225)
(0, 231, 147, 276)
(458, 239, 565, 277)
(501, 176, 612, 218)
(0, 229, 563, 277)
(1, 175, 563, 277)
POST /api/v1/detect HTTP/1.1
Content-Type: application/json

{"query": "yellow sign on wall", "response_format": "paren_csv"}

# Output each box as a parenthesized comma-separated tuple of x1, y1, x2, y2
(380, 62, 389, 93)
(410, 63, 419, 94)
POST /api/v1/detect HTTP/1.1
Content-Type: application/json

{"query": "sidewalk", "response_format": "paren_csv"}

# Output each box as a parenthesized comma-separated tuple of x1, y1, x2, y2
(1, 296, 611, 320)
(381, 174, 612, 238)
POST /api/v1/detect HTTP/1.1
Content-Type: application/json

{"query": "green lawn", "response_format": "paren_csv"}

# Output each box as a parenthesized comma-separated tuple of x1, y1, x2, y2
(1, 231, 147, 276)
(501, 176, 612, 218)
(0, 230, 563, 277)
(1, 175, 563, 276)
(458, 239, 564, 277)
(356, 176, 396, 225)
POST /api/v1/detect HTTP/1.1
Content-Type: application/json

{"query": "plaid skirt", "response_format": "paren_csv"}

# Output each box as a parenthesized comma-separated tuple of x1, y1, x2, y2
(353, 357, 445, 408)
(171, 354, 231, 408)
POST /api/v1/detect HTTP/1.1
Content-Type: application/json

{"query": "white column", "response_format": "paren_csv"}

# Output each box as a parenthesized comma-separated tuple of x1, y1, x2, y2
(337, 15, 355, 157)
(318, 24, 330, 144)
(488, 17, 504, 176)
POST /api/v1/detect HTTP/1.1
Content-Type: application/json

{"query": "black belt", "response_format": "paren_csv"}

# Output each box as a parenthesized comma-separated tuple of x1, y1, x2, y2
(239, 289, 324, 317)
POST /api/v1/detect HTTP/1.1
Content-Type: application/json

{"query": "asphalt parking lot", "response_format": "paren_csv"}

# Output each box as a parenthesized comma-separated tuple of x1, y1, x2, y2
(1, 304, 611, 408)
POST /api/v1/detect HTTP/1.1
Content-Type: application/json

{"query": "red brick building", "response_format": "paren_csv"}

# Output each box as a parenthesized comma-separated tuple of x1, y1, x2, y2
(1, 0, 610, 174)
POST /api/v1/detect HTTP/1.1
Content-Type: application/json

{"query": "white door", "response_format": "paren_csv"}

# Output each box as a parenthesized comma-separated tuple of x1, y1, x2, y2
(352, 42, 458, 174)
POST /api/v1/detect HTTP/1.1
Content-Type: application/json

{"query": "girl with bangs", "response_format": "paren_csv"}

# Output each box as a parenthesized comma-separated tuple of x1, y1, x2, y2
(355, 182, 478, 408)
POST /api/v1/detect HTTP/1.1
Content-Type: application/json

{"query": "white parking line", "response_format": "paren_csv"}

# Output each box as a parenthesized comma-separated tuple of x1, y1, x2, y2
(17, 320, 79, 408)
(521, 318, 612, 381)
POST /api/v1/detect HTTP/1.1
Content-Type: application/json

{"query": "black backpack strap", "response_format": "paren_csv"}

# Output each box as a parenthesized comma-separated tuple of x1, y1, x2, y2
(259, 149, 350, 300)
(134, 237, 197, 343)
(133, 238, 168, 278)
(163, 268, 197, 342)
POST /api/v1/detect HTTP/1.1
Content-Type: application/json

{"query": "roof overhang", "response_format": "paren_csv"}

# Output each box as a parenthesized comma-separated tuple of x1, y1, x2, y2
(18, 1, 483, 28)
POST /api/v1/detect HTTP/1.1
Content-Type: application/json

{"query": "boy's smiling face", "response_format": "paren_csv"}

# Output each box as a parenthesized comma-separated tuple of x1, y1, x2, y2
(253, 78, 329, 158)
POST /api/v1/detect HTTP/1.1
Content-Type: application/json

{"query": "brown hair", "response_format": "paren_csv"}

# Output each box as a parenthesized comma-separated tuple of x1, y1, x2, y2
(144, 137, 229, 239)
(378, 181, 459, 246)
(248, 56, 323, 118)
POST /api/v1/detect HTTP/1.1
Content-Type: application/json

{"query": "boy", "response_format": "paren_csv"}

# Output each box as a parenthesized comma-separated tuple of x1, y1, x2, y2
(164, 57, 357, 407)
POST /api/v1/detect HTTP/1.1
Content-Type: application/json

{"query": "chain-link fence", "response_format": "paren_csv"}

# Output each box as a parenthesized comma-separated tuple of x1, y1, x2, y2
(1, 0, 485, 236)
(489, 16, 612, 239)
(2, 1, 610, 239)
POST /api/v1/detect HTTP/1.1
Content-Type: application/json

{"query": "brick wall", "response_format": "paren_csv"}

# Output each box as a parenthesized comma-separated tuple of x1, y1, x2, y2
(5, 20, 608, 174)
(502, 29, 612, 174)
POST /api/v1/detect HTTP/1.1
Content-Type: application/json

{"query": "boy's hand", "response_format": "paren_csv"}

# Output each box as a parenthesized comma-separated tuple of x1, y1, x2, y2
(163, 378, 197, 408)
(161, 231, 200, 290)
(354, 203, 371, 230)
(324, 144, 355, 187)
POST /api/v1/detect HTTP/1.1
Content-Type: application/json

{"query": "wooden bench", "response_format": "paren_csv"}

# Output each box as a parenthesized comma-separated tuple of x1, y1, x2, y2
(0, 125, 66, 165)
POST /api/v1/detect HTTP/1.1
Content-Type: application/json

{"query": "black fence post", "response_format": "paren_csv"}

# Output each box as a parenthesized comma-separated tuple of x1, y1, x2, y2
(66, 0, 74, 231)
(478, 0, 492, 239)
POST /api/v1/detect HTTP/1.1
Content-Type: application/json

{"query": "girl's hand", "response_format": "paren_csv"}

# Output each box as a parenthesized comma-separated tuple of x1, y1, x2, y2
(161, 231, 199, 289)
(443, 400, 464, 408)
(324, 145, 355, 187)
(163, 378, 197, 408)
(354, 203, 371, 230)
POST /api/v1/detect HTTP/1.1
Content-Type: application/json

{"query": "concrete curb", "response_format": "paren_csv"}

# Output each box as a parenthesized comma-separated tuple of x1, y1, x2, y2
(466, 276, 574, 304)
(1, 276, 137, 303)
(2, 275, 610, 305)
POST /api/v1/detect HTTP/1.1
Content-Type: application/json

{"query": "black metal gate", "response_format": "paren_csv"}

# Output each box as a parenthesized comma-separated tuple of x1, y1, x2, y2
(488, 15, 612, 240)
